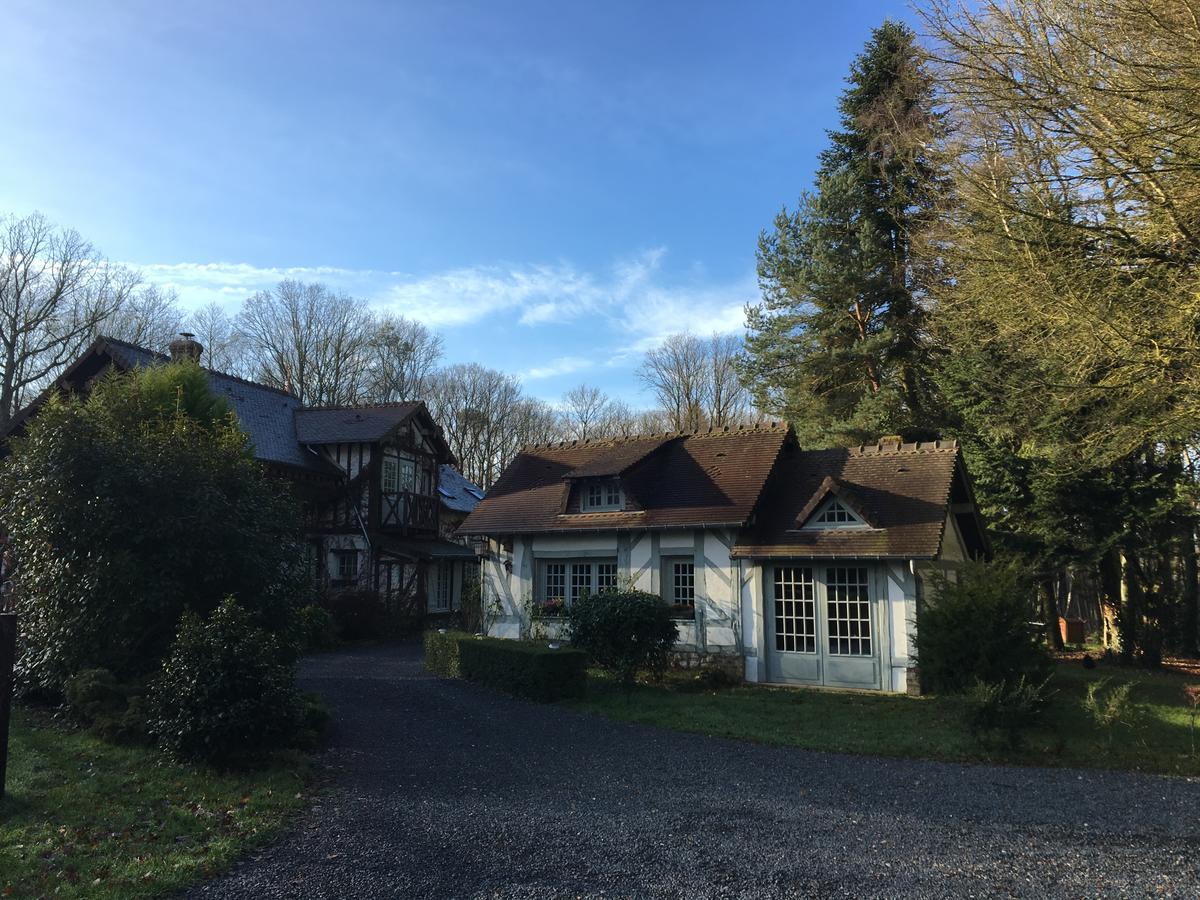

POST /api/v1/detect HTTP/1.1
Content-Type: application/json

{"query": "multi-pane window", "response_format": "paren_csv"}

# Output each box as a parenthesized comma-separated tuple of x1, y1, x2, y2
(581, 480, 623, 511)
(774, 566, 816, 653)
(399, 458, 416, 493)
(334, 549, 358, 582)
(544, 562, 567, 603)
(814, 499, 856, 525)
(596, 562, 619, 594)
(826, 566, 871, 656)
(430, 561, 452, 611)
(540, 558, 618, 604)
(570, 563, 594, 603)
(382, 458, 399, 493)
(669, 560, 695, 607)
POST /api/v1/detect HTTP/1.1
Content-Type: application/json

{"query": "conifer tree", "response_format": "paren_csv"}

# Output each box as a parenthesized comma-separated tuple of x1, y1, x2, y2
(741, 21, 946, 446)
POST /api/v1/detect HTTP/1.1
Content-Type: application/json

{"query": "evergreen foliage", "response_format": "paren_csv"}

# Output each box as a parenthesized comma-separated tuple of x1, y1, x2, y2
(0, 361, 310, 694)
(568, 590, 679, 694)
(742, 21, 947, 446)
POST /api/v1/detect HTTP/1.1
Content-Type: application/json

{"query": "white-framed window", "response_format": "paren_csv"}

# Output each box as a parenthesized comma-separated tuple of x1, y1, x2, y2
(539, 558, 618, 604)
(663, 557, 696, 607)
(333, 549, 358, 582)
(826, 566, 872, 656)
(399, 458, 416, 493)
(382, 457, 399, 493)
(580, 480, 623, 511)
(430, 561, 453, 611)
(806, 497, 867, 529)
(773, 566, 816, 653)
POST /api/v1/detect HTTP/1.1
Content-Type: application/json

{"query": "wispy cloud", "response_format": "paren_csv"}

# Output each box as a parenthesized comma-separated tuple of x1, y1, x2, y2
(134, 249, 754, 350)
(520, 355, 594, 381)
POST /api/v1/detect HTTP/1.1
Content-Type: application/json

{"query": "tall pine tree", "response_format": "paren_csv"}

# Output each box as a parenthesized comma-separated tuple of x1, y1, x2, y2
(741, 21, 946, 447)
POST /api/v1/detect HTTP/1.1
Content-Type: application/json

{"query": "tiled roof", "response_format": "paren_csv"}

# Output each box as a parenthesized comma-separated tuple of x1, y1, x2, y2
(731, 440, 963, 559)
(562, 437, 671, 479)
(72, 338, 331, 475)
(437, 464, 485, 514)
(459, 424, 791, 534)
(294, 403, 424, 444)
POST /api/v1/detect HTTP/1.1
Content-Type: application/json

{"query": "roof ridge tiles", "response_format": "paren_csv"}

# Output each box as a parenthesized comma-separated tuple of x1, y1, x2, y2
(99, 335, 299, 398)
(519, 420, 790, 454)
(298, 401, 422, 412)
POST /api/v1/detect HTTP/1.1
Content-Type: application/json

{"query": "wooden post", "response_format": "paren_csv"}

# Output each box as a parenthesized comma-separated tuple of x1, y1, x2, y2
(0, 613, 15, 799)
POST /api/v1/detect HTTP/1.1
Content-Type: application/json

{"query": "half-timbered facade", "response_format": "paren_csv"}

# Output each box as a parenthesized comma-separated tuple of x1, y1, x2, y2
(1, 335, 480, 617)
(459, 425, 988, 693)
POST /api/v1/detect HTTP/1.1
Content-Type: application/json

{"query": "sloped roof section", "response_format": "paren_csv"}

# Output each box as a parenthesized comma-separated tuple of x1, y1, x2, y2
(294, 403, 423, 444)
(732, 440, 965, 559)
(459, 424, 790, 534)
(562, 437, 671, 479)
(437, 464, 484, 514)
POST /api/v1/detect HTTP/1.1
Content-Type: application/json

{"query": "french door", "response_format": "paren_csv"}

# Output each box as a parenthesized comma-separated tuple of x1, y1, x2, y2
(766, 564, 880, 689)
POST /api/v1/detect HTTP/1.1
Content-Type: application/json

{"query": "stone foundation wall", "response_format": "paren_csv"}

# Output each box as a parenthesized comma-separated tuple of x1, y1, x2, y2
(669, 649, 743, 677)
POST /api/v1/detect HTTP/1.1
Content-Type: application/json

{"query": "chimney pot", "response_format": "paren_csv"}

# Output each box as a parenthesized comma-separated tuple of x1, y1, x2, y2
(168, 332, 204, 364)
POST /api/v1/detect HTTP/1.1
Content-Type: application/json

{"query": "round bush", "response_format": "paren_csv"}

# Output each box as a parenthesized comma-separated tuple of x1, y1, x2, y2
(149, 598, 299, 768)
(914, 561, 1051, 694)
(324, 589, 387, 641)
(567, 590, 678, 692)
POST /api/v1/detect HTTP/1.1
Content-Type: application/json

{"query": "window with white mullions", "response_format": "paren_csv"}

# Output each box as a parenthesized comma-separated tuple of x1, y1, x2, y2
(825, 566, 871, 656)
(774, 566, 816, 653)
(580, 479, 624, 511)
(544, 562, 567, 602)
(570, 562, 594, 603)
(672, 561, 695, 606)
(597, 562, 619, 593)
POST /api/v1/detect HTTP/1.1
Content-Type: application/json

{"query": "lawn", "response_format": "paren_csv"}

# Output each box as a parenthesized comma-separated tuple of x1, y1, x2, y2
(0, 706, 311, 899)
(568, 657, 1200, 777)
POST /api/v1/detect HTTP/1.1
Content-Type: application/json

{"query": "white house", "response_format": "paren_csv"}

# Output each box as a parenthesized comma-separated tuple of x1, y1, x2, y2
(458, 424, 988, 694)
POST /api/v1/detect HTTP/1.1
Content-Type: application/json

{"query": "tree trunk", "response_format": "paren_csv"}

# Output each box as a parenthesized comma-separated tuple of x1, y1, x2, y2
(1042, 574, 1064, 651)
(1118, 549, 1141, 664)
(1099, 548, 1122, 653)
(1181, 517, 1199, 658)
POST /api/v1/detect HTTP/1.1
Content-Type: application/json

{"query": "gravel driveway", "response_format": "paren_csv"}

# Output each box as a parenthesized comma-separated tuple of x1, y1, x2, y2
(191, 643, 1200, 899)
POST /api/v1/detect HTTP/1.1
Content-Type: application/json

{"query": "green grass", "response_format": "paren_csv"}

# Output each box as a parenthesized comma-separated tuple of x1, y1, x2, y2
(0, 707, 311, 899)
(568, 658, 1200, 776)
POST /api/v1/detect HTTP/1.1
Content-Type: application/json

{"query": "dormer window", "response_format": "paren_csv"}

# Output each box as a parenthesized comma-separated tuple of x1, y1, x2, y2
(580, 479, 623, 512)
(805, 498, 867, 529)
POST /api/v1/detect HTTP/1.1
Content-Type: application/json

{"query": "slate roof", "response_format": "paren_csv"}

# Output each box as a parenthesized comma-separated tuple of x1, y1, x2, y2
(459, 425, 791, 534)
(437, 464, 485, 514)
(3, 337, 332, 475)
(731, 440, 970, 559)
(294, 403, 423, 444)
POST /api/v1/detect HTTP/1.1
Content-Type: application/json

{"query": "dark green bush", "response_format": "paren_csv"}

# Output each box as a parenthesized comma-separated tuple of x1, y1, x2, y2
(568, 590, 678, 693)
(457, 637, 587, 701)
(148, 598, 300, 768)
(965, 676, 1054, 750)
(424, 629, 471, 678)
(325, 589, 388, 641)
(297, 603, 339, 652)
(64, 668, 151, 744)
(0, 362, 309, 695)
(915, 561, 1051, 694)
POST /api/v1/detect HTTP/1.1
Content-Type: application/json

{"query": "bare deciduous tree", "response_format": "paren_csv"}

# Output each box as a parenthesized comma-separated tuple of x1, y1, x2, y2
(236, 280, 374, 406)
(0, 212, 139, 425)
(637, 332, 752, 432)
(187, 302, 248, 376)
(103, 283, 185, 352)
(427, 363, 559, 489)
(364, 314, 444, 402)
(560, 383, 612, 441)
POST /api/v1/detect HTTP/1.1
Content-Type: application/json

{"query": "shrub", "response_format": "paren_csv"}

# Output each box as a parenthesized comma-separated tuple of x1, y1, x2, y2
(0, 363, 308, 695)
(294, 692, 332, 751)
(457, 637, 587, 701)
(915, 561, 1050, 694)
(1083, 678, 1135, 745)
(424, 629, 471, 678)
(567, 590, 678, 693)
(148, 598, 300, 768)
(297, 603, 339, 652)
(965, 675, 1054, 750)
(324, 589, 388, 641)
(64, 668, 151, 744)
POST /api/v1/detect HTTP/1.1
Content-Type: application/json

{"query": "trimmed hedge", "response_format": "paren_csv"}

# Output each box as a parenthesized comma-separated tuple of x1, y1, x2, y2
(424, 631, 587, 701)
(423, 629, 471, 678)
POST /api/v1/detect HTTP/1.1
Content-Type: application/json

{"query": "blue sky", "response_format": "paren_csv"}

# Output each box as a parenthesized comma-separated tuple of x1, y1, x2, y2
(1, 0, 916, 406)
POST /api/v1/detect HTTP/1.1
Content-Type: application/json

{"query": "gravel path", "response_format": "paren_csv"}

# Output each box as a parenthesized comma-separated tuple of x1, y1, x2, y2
(191, 643, 1200, 899)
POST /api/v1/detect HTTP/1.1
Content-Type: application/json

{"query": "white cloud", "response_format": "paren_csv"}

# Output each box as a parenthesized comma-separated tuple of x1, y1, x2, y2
(520, 355, 593, 380)
(133, 249, 754, 352)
